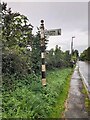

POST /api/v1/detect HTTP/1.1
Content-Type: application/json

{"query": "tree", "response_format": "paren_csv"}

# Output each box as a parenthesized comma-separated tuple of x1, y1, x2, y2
(46, 48, 55, 69)
(2, 2, 33, 51)
(80, 47, 90, 61)
(2, 2, 33, 76)
(64, 50, 71, 67)
(87, 47, 90, 61)
(72, 49, 79, 62)
(46, 45, 71, 69)
(31, 32, 41, 74)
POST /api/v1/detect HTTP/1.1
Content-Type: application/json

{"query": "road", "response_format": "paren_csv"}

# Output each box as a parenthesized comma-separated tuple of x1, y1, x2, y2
(78, 61, 90, 92)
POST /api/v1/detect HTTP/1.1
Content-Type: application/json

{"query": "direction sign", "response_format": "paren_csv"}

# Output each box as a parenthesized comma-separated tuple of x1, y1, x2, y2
(45, 29, 61, 36)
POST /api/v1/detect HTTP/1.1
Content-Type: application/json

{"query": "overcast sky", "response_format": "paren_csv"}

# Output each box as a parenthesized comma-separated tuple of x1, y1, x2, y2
(2, 1, 88, 53)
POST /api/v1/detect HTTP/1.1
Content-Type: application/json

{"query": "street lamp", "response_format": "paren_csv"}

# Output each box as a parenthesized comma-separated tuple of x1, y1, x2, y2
(71, 36, 75, 55)
(70, 36, 75, 68)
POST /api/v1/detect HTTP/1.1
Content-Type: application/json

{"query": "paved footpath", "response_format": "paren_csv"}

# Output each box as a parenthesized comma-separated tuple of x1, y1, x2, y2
(64, 64, 89, 119)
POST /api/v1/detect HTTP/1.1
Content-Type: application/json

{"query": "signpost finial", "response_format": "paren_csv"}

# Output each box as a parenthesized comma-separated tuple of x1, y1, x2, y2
(41, 20, 44, 23)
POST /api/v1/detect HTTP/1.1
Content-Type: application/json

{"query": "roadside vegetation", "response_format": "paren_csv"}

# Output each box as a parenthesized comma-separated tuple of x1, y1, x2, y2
(79, 47, 90, 61)
(82, 84, 90, 115)
(48, 68, 74, 118)
(1, 2, 77, 119)
(2, 68, 73, 118)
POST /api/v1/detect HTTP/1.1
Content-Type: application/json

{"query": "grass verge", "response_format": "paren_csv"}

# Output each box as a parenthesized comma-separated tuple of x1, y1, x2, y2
(2, 67, 73, 118)
(48, 68, 74, 118)
(82, 83, 90, 116)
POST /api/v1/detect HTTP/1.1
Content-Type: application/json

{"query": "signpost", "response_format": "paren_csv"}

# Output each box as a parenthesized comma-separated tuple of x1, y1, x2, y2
(40, 20, 61, 86)
(45, 29, 61, 36)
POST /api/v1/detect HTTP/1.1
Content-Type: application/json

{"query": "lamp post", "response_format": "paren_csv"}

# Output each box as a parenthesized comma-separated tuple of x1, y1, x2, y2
(70, 36, 75, 68)
(71, 36, 75, 56)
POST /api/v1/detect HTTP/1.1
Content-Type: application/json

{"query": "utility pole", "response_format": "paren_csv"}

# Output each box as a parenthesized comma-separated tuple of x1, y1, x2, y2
(40, 20, 46, 86)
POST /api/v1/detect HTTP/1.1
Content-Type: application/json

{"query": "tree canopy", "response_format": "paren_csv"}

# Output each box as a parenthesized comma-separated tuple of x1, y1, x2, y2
(79, 47, 90, 61)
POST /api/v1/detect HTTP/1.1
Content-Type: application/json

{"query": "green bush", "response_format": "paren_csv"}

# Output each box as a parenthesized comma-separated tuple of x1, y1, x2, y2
(2, 52, 30, 76)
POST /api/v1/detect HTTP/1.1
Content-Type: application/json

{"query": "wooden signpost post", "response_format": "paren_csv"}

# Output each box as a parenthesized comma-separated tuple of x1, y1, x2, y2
(40, 20, 61, 86)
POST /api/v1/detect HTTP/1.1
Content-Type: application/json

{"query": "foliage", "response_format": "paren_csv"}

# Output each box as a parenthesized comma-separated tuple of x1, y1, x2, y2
(2, 2, 33, 78)
(2, 51, 31, 75)
(31, 32, 41, 74)
(2, 68, 73, 118)
(71, 49, 79, 62)
(46, 45, 71, 69)
(50, 71, 72, 118)
(2, 2, 33, 50)
(79, 47, 90, 61)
